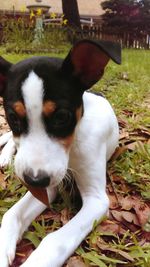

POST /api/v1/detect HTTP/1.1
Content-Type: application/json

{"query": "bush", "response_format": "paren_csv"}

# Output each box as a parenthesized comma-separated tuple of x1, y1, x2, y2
(1, 16, 69, 54)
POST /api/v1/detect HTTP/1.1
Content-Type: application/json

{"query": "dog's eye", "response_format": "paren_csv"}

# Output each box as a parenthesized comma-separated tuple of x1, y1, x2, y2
(44, 108, 76, 137)
(53, 109, 72, 126)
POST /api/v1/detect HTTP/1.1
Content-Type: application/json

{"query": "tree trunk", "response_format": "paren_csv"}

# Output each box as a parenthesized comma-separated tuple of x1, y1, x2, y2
(62, 0, 81, 29)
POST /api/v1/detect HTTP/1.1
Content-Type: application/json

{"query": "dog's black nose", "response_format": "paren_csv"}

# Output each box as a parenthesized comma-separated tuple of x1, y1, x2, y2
(23, 170, 50, 187)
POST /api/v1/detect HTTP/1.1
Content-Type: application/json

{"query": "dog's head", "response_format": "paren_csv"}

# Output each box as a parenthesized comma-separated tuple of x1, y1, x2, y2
(0, 40, 121, 205)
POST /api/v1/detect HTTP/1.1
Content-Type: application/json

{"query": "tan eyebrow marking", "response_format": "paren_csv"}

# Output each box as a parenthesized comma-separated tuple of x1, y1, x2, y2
(43, 101, 56, 116)
(13, 101, 26, 117)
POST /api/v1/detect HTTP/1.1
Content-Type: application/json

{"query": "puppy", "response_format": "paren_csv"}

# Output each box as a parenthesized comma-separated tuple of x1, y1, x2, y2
(0, 39, 121, 267)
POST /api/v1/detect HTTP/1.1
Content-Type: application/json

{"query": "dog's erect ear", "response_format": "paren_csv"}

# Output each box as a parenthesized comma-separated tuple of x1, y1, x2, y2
(0, 57, 12, 96)
(62, 39, 121, 89)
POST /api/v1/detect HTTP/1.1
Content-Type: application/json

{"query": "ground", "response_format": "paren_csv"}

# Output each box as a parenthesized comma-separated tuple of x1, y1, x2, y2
(0, 49, 150, 267)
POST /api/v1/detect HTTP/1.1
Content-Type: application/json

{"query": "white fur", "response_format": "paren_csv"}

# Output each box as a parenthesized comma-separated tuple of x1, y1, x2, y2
(0, 131, 12, 147)
(14, 71, 69, 186)
(0, 132, 16, 167)
(0, 90, 119, 267)
(0, 135, 16, 167)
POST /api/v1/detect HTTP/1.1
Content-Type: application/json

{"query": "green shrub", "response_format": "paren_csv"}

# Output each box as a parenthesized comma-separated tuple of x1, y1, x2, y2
(1, 16, 69, 53)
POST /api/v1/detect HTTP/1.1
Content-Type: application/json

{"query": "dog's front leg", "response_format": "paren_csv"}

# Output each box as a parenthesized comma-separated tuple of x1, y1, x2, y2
(20, 158, 109, 267)
(0, 132, 16, 167)
(21, 195, 109, 267)
(0, 191, 55, 267)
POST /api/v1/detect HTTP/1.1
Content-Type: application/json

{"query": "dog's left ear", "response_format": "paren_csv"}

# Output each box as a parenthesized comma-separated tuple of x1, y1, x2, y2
(62, 39, 121, 89)
(0, 57, 12, 96)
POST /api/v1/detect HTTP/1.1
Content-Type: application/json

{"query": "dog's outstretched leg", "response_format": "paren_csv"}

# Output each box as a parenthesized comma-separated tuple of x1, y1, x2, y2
(20, 144, 109, 267)
(0, 132, 12, 147)
(0, 190, 56, 267)
(21, 195, 109, 267)
(0, 132, 16, 167)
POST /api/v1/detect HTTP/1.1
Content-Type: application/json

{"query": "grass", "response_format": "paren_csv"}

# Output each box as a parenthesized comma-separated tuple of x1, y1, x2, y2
(0, 48, 150, 266)
(94, 49, 150, 127)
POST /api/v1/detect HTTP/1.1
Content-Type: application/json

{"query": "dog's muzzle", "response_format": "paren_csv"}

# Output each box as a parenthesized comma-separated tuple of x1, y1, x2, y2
(19, 170, 51, 206)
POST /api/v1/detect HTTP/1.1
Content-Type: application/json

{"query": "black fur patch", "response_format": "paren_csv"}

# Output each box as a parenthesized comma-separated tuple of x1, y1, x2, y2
(4, 56, 84, 137)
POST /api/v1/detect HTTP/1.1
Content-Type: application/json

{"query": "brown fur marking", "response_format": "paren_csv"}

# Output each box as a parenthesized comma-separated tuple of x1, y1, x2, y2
(43, 101, 56, 116)
(13, 101, 26, 117)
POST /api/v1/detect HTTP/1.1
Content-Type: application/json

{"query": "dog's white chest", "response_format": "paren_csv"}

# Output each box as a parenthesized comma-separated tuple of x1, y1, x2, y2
(70, 92, 119, 166)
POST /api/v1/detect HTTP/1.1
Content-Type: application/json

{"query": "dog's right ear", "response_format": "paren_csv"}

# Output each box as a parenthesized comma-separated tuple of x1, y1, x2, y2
(0, 57, 12, 96)
(61, 39, 121, 90)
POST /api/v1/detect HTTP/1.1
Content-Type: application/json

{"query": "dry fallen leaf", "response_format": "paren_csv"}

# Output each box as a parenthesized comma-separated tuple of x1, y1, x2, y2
(120, 196, 150, 226)
(108, 193, 120, 209)
(66, 256, 87, 267)
(0, 171, 7, 189)
(110, 146, 127, 160)
(120, 196, 135, 211)
(133, 202, 150, 226)
(97, 219, 125, 235)
(111, 210, 122, 222)
(121, 210, 140, 226)
(126, 141, 143, 151)
(61, 208, 70, 225)
(119, 131, 129, 140)
(97, 242, 134, 262)
(11, 241, 34, 267)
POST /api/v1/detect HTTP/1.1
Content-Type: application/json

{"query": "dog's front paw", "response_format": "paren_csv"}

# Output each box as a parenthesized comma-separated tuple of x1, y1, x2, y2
(0, 133, 16, 168)
(20, 249, 52, 267)
(0, 152, 12, 168)
(0, 228, 16, 267)
(20, 233, 66, 267)
(0, 210, 22, 267)
(0, 132, 12, 147)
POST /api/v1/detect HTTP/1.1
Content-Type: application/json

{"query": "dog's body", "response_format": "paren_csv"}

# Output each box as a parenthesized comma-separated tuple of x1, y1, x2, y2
(0, 40, 121, 267)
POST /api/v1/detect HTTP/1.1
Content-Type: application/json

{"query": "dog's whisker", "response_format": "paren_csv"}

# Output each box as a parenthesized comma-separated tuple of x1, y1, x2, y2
(67, 167, 80, 179)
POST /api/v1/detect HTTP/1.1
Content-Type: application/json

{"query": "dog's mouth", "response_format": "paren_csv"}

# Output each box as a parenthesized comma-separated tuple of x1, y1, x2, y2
(26, 184, 50, 206)
(18, 178, 50, 206)
(18, 174, 63, 206)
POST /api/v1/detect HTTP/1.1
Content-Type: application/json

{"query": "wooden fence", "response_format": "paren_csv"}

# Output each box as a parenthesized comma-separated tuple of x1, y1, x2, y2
(80, 25, 150, 49)
(0, 22, 149, 49)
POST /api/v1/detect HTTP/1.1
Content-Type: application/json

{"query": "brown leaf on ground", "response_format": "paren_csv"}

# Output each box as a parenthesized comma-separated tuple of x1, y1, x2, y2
(120, 196, 150, 226)
(119, 131, 129, 140)
(121, 210, 140, 226)
(37, 209, 60, 222)
(122, 109, 133, 116)
(120, 196, 136, 211)
(61, 208, 71, 225)
(110, 146, 127, 160)
(133, 202, 150, 226)
(118, 118, 127, 128)
(137, 127, 150, 138)
(141, 231, 150, 241)
(97, 219, 125, 235)
(111, 209, 140, 227)
(126, 141, 143, 151)
(65, 256, 87, 267)
(0, 171, 7, 189)
(108, 193, 120, 209)
(111, 210, 122, 222)
(11, 241, 34, 267)
(97, 242, 134, 262)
